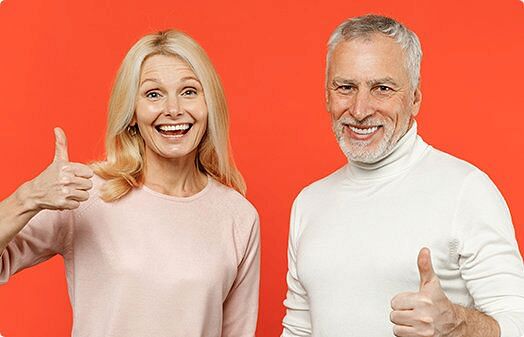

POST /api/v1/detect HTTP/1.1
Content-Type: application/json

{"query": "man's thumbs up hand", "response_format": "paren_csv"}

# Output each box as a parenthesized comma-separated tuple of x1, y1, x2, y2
(26, 128, 94, 211)
(389, 248, 464, 337)
(418, 247, 440, 291)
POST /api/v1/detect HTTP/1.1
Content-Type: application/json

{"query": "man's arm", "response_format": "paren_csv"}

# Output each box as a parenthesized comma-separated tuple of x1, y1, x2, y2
(391, 169, 524, 337)
(281, 197, 312, 337)
(390, 248, 500, 337)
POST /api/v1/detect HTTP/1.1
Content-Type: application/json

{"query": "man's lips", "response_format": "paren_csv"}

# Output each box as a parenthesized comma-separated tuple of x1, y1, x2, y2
(344, 124, 382, 140)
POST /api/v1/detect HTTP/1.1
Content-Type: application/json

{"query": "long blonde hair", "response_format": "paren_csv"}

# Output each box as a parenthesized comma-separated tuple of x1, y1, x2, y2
(92, 30, 246, 201)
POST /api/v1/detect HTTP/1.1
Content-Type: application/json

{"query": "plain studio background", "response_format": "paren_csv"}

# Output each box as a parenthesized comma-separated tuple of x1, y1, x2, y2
(0, 0, 522, 336)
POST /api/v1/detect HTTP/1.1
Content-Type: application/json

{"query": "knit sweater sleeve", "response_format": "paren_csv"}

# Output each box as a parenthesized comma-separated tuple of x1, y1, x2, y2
(282, 193, 312, 337)
(0, 209, 73, 284)
(222, 207, 260, 337)
(454, 170, 524, 337)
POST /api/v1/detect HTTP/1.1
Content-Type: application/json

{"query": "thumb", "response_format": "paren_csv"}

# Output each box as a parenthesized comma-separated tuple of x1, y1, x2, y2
(418, 247, 436, 290)
(53, 127, 69, 162)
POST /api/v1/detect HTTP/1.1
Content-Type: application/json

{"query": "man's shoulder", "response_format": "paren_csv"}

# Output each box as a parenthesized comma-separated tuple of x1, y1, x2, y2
(421, 145, 483, 179)
(417, 145, 506, 203)
(294, 165, 348, 203)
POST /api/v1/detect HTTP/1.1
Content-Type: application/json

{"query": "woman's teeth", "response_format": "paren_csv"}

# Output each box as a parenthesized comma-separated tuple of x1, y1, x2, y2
(349, 126, 378, 135)
(156, 123, 192, 137)
(158, 124, 191, 132)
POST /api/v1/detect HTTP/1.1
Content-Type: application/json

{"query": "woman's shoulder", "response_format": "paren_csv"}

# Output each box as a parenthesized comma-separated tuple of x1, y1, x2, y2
(209, 178, 259, 220)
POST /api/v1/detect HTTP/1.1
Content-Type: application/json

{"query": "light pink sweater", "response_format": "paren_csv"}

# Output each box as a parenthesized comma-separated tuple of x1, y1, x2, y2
(0, 176, 260, 337)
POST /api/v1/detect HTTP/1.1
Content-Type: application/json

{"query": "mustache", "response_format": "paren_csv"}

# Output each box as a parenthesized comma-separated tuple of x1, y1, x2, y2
(336, 116, 384, 127)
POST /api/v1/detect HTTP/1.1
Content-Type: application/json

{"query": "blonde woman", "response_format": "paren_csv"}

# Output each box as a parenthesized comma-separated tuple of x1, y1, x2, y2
(0, 30, 259, 336)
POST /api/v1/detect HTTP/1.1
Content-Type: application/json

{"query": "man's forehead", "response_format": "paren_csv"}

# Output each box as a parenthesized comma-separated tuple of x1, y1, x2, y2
(327, 36, 409, 81)
(333, 34, 403, 56)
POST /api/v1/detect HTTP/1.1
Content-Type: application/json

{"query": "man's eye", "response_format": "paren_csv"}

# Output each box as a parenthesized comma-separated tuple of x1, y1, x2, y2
(145, 91, 162, 99)
(376, 86, 393, 92)
(337, 85, 354, 92)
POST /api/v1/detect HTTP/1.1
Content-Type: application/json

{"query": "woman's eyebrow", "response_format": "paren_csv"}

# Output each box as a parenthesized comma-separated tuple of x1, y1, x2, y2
(140, 78, 161, 86)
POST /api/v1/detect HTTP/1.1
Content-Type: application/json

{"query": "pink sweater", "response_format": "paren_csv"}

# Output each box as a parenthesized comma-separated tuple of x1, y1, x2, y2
(0, 176, 260, 337)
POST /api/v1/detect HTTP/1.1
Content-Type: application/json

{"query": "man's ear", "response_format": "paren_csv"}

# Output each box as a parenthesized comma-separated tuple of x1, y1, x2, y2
(411, 86, 422, 117)
(325, 89, 330, 112)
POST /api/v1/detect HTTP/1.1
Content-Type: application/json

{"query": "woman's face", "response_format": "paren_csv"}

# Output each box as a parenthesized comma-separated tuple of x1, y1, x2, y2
(134, 54, 208, 166)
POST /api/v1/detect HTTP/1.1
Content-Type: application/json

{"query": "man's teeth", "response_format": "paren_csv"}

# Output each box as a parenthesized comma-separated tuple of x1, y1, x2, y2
(349, 126, 378, 135)
(158, 124, 191, 132)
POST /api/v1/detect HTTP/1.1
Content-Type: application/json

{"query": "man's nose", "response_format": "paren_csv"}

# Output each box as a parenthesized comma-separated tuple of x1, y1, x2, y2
(350, 90, 374, 121)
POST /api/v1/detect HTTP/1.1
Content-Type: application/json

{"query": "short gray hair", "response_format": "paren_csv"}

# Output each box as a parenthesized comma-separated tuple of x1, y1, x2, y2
(327, 14, 422, 88)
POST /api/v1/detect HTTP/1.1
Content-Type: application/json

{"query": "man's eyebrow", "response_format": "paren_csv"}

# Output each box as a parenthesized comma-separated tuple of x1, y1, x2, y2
(332, 77, 358, 85)
(367, 77, 398, 87)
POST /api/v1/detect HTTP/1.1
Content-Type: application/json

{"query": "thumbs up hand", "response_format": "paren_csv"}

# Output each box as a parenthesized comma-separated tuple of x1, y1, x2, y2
(390, 248, 464, 337)
(26, 127, 94, 211)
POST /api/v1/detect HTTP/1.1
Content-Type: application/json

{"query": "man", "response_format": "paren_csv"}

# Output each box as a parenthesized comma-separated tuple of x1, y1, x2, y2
(281, 15, 524, 337)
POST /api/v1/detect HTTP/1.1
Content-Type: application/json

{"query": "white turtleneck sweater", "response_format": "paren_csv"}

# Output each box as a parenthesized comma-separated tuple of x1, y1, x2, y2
(281, 124, 524, 337)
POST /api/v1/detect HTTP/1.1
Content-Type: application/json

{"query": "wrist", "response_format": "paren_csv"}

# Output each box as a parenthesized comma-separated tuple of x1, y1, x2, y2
(443, 303, 467, 337)
(14, 181, 42, 214)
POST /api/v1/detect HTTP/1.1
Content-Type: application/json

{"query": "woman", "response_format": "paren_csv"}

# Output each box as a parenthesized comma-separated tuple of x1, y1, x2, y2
(0, 30, 259, 336)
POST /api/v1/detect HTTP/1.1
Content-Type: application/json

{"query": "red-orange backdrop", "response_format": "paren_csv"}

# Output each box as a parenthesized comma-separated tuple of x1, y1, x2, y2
(0, 1, 522, 336)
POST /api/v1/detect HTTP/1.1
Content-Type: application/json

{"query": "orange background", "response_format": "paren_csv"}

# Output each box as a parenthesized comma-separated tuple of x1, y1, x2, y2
(0, 0, 523, 336)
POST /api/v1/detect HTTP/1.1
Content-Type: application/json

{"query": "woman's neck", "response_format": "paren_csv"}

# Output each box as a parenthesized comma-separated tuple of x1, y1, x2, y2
(143, 150, 208, 197)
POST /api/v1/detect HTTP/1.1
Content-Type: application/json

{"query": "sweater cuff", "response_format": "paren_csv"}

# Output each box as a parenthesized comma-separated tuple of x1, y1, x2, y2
(493, 313, 524, 337)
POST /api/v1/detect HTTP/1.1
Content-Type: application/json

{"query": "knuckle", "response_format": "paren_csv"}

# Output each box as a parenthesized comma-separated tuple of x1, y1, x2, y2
(420, 297, 434, 306)
(390, 297, 398, 308)
(65, 201, 80, 210)
(392, 325, 401, 336)
(422, 327, 435, 337)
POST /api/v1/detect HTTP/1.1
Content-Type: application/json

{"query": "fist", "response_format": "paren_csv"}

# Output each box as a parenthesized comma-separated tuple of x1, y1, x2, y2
(390, 248, 461, 337)
(28, 127, 94, 211)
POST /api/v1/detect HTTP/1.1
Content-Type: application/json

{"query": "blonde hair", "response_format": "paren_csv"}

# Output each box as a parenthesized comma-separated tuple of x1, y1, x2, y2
(92, 30, 246, 201)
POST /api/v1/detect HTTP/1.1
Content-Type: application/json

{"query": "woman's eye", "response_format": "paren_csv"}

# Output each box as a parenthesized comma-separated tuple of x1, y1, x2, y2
(181, 88, 197, 96)
(145, 91, 162, 99)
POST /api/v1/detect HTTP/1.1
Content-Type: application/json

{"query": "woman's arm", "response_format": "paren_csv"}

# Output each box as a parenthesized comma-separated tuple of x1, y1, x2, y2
(0, 127, 93, 253)
(222, 214, 260, 337)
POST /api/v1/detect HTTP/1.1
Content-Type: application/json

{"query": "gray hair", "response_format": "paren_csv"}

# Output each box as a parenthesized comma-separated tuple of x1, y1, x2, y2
(326, 14, 422, 88)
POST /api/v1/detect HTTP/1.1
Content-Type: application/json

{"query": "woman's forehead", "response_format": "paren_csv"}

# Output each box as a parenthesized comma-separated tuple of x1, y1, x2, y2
(140, 54, 199, 84)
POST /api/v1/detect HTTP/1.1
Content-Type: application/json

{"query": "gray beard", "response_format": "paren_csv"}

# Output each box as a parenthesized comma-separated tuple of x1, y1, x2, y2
(333, 116, 410, 164)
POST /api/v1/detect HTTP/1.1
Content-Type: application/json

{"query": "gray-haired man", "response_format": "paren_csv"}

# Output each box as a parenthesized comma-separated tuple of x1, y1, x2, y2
(281, 14, 524, 337)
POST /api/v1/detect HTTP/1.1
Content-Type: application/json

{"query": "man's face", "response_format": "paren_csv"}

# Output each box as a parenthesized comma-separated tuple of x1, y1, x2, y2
(326, 33, 421, 163)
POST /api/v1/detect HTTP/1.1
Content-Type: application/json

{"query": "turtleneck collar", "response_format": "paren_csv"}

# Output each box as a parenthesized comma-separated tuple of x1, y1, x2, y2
(345, 122, 430, 182)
